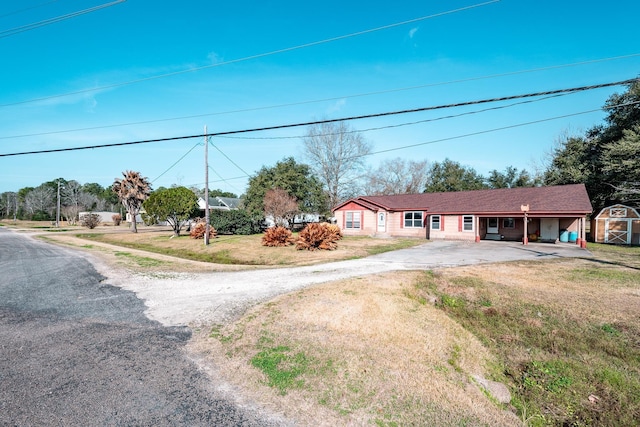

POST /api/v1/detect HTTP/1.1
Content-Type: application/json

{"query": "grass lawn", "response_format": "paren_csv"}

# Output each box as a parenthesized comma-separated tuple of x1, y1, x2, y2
(43, 225, 422, 268)
(200, 243, 640, 426)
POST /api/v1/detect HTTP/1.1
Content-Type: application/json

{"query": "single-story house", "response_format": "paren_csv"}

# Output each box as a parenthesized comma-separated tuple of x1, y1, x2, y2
(591, 204, 640, 245)
(333, 184, 592, 246)
(264, 212, 323, 229)
(79, 211, 120, 224)
(198, 196, 242, 213)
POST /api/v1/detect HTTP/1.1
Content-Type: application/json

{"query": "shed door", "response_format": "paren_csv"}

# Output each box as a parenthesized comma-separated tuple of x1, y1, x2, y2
(540, 218, 559, 241)
(377, 212, 386, 233)
(605, 219, 631, 244)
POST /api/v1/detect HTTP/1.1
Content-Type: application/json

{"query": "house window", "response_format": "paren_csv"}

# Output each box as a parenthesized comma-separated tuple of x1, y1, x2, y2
(404, 211, 423, 228)
(463, 215, 474, 231)
(431, 215, 441, 230)
(345, 212, 361, 229)
(503, 218, 515, 228)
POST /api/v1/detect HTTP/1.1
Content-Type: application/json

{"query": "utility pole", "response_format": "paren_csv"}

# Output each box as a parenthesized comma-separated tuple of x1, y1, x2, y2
(204, 126, 210, 245)
(56, 179, 61, 228)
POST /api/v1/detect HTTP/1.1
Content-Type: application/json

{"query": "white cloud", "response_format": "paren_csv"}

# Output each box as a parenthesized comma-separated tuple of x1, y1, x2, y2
(326, 98, 346, 114)
(207, 51, 223, 64)
(409, 27, 419, 39)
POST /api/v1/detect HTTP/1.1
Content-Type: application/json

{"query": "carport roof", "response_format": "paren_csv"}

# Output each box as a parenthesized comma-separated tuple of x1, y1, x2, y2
(334, 184, 593, 216)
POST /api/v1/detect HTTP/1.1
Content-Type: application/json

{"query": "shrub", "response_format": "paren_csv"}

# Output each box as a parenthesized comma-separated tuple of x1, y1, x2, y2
(262, 226, 295, 247)
(296, 222, 340, 251)
(325, 223, 343, 240)
(112, 214, 122, 226)
(210, 209, 263, 235)
(80, 213, 101, 229)
(190, 221, 217, 239)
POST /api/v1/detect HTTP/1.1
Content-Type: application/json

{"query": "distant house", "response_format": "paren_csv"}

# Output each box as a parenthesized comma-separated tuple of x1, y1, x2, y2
(591, 204, 640, 245)
(333, 184, 592, 246)
(198, 196, 242, 214)
(264, 212, 323, 229)
(79, 211, 120, 224)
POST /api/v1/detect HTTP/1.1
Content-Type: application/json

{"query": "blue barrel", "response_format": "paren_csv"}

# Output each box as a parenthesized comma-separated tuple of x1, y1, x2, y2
(559, 230, 569, 243)
(569, 231, 578, 243)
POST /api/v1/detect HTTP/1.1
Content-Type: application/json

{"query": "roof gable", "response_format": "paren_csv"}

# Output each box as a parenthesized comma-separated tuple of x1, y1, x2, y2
(594, 204, 640, 219)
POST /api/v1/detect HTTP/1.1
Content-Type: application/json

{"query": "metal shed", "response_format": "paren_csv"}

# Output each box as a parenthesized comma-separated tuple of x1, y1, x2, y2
(591, 204, 640, 245)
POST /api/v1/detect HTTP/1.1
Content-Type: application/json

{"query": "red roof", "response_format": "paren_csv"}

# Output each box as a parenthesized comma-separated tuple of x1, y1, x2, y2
(334, 184, 592, 216)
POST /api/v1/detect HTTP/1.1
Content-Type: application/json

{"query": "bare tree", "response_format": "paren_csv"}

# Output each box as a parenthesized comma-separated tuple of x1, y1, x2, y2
(112, 170, 152, 233)
(0, 192, 17, 219)
(263, 188, 299, 228)
(24, 185, 55, 218)
(363, 157, 429, 195)
(302, 121, 372, 209)
(59, 180, 102, 224)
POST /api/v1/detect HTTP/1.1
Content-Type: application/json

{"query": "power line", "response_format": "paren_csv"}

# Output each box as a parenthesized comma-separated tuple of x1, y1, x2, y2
(0, 0, 60, 19)
(209, 141, 252, 177)
(3, 53, 638, 141)
(360, 101, 640, 159)
(0, 0, 497, 107)
(218, 92, 573, 140)
(1, 78, 636, 158)
(0, 0, 125, 39)
(3, 52, 639, 140)
(183, 98, 640, 188)
(151, 142, 201, 183)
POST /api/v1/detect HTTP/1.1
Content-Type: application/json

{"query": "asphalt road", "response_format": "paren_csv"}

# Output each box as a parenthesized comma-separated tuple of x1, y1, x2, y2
(0, 228, 285, 427)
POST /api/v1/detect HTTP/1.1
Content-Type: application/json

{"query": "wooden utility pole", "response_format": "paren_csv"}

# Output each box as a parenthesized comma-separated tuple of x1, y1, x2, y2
(204, 126, 210, 245)
(56, 179, 61, 228)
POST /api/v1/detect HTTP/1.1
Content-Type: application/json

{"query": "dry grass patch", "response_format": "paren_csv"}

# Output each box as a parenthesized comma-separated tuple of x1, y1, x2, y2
(197, 271, 519, 426)
(420, 247, 640, 426)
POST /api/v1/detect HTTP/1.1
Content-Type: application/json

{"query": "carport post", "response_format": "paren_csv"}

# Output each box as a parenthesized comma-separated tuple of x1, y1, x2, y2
(521, 204, 529, 245)
(576, 218, 582, 247)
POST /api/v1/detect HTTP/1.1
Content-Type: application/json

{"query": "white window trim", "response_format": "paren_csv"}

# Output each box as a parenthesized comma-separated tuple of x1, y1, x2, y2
(404, 211, 423, 228)
(463, 215, 474, 232)
(345, 211, 361, 229)
(610, 208, 627, 218)
(431, 215, 441, 230)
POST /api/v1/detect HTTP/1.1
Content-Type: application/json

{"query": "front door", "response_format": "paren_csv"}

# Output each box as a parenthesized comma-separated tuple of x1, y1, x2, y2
(487, 217, 499, 234)
(377, 212, 386, 233)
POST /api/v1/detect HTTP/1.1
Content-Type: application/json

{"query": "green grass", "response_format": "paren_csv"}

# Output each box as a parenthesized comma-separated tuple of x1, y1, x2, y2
(414, 268, 640, 427)
(114, 251, 164, 267)
(567, 267, 639, 286)
(75, 233, 261, 265)
(250, 345, 310, 395)
(365, 238, 425, 255)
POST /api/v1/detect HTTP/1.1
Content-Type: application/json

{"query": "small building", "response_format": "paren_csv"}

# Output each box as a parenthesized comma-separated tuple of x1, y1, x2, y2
(79, 211, 120, 224)
(591, 204, 640, 245)
(333, 184, 593, 246)
(198, 196, 242, 213)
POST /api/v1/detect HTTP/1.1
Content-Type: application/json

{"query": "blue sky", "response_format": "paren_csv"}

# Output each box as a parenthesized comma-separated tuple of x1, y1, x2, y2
(1, 0, 639, 195)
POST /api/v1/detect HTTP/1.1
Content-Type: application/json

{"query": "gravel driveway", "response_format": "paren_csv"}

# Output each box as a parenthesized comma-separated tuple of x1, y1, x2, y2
(98, 240, 591, 327)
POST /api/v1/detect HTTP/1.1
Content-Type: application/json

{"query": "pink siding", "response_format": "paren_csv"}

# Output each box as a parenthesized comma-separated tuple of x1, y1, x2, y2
(335, 210, 377, 236)
(385, 212, 424, 238)
(429, 215, 476, 241)
(559, 218, 579, 233)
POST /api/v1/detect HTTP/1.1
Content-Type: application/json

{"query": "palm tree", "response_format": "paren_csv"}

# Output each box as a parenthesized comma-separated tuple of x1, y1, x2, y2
(112, 170, 151, 233)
